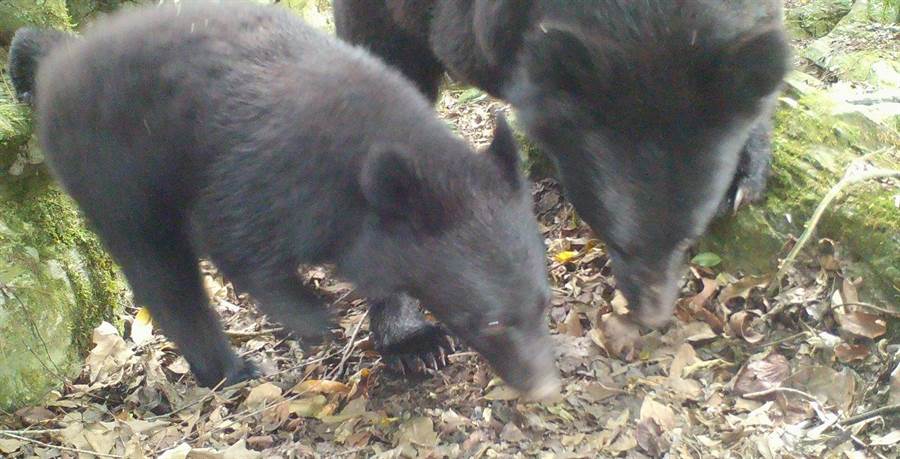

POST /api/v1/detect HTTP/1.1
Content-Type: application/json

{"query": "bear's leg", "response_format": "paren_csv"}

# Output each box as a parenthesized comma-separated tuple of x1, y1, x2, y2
(226, 268, 332, 346)
(369, 293, 455, 375)
(334, 0, 445, 101)
(116, 234, 257, 387)
(718, 114, 775, 217)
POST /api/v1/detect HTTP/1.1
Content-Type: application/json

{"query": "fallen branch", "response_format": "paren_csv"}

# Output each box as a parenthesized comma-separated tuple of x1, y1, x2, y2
(841, 403, 900, 426)
(765, 156, 900, 303)
(741, 386, 819, 400)
(224, 327, 284, 338)
(830, 302, 900, 318)
(327, 310, 369, 380)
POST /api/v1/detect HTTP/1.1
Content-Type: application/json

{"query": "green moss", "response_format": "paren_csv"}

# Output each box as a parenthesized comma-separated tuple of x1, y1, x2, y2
(507, 113, 558, 181)
(0, 81, 32, 152)
(786, 0, 853, 38)
(830, 51, 900, 84)
(703, 90, 900, 305)
(0, 0, 72, 34)
(0, 167, 125, 408)
(20, 187, 124, 348)
(0, 48, 123, 409)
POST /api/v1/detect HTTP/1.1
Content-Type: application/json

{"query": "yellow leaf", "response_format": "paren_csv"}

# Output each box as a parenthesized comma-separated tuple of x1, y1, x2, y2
(290, 379, 351, 395)
(131, 307, 154, 345)
(135, 307, 152, 325)
(554, 250, 579, 263)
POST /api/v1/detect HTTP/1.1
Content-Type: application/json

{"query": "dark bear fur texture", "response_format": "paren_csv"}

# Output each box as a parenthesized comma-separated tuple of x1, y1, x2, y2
(335, 0, 790, 330)
(9, 0, 559, 397)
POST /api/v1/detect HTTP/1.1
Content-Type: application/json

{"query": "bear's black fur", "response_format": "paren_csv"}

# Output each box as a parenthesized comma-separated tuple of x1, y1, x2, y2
(7, 28, 74, 105)
(9, 0, 559, 397)
(335, 0, 790, 329)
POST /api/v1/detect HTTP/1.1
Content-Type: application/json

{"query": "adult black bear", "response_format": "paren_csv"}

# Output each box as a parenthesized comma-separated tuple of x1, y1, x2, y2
(8, 0, 559, 398)
(335, 0, 790, 332)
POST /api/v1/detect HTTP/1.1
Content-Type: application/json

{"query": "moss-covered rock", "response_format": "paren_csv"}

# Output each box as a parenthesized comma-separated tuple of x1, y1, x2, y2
(0, 0, 72, 35)
(701, 72, 900, 307)
(1, 11, 126, 408)
(786, 0, 853, 38)
(803, 0, 900, 84)
(66, 0, 134, 27)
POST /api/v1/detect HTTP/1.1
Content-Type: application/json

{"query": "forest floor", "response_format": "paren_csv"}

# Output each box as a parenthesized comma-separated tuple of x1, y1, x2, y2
(0, 88, 896, 459)
(2, 5, 899, 459)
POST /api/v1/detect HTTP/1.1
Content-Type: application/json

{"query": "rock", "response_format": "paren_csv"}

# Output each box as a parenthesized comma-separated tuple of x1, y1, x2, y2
(786, 0, 853, 38)
(1, 17, 125, 409)
(802, 0, 900, 87)
(701, 71, 900, 306)
(0, 0, 71, 36)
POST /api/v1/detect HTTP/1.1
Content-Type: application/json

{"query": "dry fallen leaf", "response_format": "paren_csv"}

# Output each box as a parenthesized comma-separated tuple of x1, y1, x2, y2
(683, 321, 718, 342)
(728, 311, 765, 344)
(719, 275, 770, 303)
(222, 439, 262, 459)
(85, 322, 134, 384)
(0, 439, 24, 454)
(167, 356, 191, 375)
(788, 366, 856, 412)
(500, 422, 527, 442)
(689, 277, 719, 308)
(733, 353, 790, 396)
(288, 395, 328, 418)
(15, 406, 55, 425)
(158, 442, 191, 459)
(640, 396, 676, 430)
(594, 313, 641, 361)
(835, 310, 887, 339)
(244, 382, 283, 408)
(396, 416, 439, 448)
(834, 343, 869, 362)
(636, 418, 669, 457)
(321, 396, 368, 423)
(869, 430, 900, 447)
(560, 308, 584, 337)
(290, 379, 351, 395)
(611, 291, 630, 315)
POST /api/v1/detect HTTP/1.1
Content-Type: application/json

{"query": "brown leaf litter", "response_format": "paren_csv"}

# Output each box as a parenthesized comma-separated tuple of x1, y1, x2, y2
(0, 84, 898, 459)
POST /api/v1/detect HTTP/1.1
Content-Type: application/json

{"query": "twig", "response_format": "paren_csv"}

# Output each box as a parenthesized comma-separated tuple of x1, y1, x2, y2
(0, 428, 64, 436)
(841, 403, 900, 426)
(831, 302, 900, 318)
(327, 310, 368, 380)
(0, 431, 124, 458)
(755, 331, 810, 348)
(145, 378, 227, 421)
(225, 327, 283, 338)
(741, 386, 818, 400)
(766, 163, 900, 300)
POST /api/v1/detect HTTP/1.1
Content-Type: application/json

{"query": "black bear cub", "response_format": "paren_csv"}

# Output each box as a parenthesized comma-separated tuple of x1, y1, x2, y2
(335, 0, 790, 333)
(9, 0, 559, 398)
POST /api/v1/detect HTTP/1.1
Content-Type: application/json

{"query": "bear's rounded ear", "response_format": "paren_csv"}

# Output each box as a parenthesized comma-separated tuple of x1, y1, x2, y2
(711, 26, 790, 110)
(360, 144, 422, 220)
(485, 113, 524, 189)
